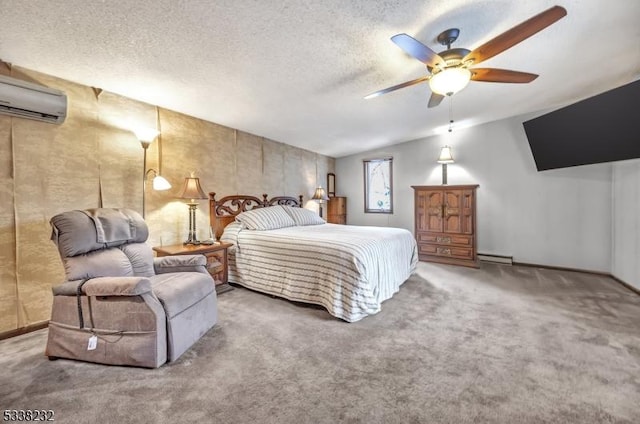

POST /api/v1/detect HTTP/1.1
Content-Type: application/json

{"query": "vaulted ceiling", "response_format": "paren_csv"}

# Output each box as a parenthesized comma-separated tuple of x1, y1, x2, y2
(0, 0, 638, 157)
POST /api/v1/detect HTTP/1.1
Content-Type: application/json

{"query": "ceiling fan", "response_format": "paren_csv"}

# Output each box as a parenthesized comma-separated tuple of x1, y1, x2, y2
(365, 5, 567, 108)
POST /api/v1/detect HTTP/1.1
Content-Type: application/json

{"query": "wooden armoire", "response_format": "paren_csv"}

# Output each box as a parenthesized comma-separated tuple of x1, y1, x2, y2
(412, 185, 479, 268)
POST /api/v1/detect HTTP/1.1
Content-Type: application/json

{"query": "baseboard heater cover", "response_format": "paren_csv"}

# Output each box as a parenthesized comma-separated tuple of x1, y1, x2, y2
(478, 253, 513, 265)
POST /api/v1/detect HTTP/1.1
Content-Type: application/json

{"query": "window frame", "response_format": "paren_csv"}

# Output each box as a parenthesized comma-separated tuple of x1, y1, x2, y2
(363, 157, 393, 214)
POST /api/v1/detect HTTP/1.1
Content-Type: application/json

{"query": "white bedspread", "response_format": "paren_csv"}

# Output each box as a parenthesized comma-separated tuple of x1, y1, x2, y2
(221, 222, 418, 322)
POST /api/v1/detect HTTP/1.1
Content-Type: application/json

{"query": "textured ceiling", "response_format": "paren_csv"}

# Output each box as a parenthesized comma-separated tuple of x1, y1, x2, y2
(0, 0, 639, 158)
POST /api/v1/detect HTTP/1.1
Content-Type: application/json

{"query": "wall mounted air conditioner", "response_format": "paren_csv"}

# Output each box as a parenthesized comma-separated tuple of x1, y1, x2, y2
(0, 75, 67, 124)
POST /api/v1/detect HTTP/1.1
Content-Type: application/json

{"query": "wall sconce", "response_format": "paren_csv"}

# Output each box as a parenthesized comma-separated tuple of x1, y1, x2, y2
(179, 174, 207, 245)
(134, 127, 171, 218)
(437, 145, 455, 185)
(146, 169, 171, 190)
(311, 186, 329, 218)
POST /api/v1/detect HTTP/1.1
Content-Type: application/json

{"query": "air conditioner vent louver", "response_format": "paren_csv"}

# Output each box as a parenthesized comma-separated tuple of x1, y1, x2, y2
(0, 75, 67, 124)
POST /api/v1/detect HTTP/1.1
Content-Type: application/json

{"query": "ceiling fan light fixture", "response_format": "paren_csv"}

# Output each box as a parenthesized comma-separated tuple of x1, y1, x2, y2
(429, 68, 471, 96)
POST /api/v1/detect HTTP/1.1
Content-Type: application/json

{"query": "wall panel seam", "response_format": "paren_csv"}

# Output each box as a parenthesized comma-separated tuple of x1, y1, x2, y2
(10, 117, 19, 330)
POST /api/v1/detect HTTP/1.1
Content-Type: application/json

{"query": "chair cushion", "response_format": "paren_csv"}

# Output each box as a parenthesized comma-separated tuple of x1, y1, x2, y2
(83, 277, 152, 296)
(51, 210, 106, 257)
(52, 277, 151, 296)
(83, 208, 139, 244)
(64, 248, 134, 281)
(150, 272, 215, 319)
(120, 243, 155, 277)
(51, 208, 148, 258)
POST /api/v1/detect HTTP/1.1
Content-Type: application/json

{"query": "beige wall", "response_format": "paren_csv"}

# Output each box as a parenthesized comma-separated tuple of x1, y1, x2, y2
(0, 65, 334, 333)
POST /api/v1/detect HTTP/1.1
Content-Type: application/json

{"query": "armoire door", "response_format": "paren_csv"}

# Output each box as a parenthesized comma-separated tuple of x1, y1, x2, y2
(442, 189, 474, 235)
(416, 189, 444, 233)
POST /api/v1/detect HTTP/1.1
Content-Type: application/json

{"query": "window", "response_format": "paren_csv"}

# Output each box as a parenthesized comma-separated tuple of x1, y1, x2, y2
(363, 158, 393, 214)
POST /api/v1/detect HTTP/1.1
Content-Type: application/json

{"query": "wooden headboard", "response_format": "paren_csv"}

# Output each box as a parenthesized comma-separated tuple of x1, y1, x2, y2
(209, 193, 304, 239)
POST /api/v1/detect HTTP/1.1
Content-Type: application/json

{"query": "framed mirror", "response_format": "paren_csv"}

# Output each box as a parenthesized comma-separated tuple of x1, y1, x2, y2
(327, 173, 336, 197)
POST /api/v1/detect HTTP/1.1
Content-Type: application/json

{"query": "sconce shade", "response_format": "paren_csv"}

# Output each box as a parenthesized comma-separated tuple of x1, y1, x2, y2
(437, 146, 455, 164)
(133, 127, 160, 144)
(145, 169, 172, 191)
(179, 177, 207, 201)
(311, 186, 329, 201)
(429, 68, 471, 96)
(152, 175, 172, 191)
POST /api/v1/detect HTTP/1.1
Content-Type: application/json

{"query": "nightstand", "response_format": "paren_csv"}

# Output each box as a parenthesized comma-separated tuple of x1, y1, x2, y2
(153, 242, 234, 294)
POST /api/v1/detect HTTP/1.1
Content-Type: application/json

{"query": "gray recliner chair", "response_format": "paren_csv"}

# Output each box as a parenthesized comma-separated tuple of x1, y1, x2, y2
(45, 208, 217, 368)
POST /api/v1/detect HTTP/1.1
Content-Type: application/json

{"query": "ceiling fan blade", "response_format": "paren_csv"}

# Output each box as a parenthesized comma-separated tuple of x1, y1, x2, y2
(428, 93, 445, 108)
(364, 76, 430, 99)
(471, 68, 538, 83)
(463, 5, 567, 65)
(391, 34, 445, 68)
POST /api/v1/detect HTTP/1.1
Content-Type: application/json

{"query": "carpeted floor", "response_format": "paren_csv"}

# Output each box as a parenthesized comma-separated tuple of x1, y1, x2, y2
(1, 262, 639, 424)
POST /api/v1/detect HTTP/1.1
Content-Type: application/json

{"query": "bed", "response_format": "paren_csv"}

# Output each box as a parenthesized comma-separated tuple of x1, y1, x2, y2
(209, 193, 418, 322)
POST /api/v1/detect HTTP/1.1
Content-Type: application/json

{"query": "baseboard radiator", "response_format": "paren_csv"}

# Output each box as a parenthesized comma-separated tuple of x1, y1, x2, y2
(478, 253, 513, 265)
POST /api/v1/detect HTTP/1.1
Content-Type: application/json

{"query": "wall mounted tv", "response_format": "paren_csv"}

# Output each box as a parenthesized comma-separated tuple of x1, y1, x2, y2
(523, 79, 640, 171)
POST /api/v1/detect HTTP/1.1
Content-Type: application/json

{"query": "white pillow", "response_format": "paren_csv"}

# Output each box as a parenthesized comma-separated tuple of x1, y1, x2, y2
(282, 206, 325, 226)
(235, 206, 296, 230)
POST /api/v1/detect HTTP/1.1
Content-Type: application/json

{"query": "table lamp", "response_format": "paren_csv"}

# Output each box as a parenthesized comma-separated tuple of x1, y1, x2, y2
(179, 174, 207, 245)
(437, 146, 454, 185)
(312, 186, 329, 218)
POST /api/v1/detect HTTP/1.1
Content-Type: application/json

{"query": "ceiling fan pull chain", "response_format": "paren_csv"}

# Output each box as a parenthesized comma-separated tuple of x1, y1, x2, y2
(448, 96, 454, 133)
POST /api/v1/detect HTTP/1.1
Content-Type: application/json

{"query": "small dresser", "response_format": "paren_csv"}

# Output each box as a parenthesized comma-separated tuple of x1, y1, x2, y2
(327, 196, 347, 224)
(412, 185, 479, 268)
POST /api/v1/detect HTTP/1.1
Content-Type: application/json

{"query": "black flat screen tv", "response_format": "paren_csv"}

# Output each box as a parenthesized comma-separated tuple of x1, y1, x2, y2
(523, 79, 640, 171)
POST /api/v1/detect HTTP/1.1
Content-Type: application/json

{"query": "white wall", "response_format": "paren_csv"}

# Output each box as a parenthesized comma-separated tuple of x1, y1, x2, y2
(612, 159, 640, 289)
(336, 115, 613, 272)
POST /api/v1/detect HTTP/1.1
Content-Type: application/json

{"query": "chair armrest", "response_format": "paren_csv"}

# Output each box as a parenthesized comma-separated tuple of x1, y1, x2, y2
(154, 255, 208, 274)
(52, 277, 152, 297)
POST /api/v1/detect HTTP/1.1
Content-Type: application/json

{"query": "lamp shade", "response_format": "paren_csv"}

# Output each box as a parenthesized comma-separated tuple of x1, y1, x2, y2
(437, 146, 455, 164)
(152, 175, 172, 191)
(311, 186, 329, 201)
(179, 176, 207, 201)
(429, 68, 471, 96)
(133, 127, 160, 144)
